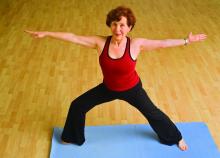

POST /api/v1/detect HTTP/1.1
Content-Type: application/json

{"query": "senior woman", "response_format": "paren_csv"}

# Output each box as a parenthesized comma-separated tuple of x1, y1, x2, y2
(25, 6, 207, 151)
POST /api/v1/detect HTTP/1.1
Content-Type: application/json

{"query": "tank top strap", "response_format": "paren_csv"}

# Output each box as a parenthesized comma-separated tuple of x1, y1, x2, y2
(125, 36, 130, 54)
(102, 36, 112, 55)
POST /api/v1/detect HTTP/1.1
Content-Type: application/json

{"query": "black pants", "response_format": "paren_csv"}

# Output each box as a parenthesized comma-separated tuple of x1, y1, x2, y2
(61, 80, 182, 145)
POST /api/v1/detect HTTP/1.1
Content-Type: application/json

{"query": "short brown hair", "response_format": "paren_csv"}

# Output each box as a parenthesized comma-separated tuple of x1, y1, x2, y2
(106, 6, 136, 30)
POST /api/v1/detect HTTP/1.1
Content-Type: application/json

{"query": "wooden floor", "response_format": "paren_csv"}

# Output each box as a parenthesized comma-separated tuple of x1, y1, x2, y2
(1, 0, 220, 157)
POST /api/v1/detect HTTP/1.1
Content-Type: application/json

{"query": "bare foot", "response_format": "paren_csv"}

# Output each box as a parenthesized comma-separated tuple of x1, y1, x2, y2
(61, 140, 71, 145)
(178, 139, 188, 151)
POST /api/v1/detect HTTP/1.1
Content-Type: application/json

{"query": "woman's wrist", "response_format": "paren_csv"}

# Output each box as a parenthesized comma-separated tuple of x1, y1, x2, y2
(184, 38, 189, 46)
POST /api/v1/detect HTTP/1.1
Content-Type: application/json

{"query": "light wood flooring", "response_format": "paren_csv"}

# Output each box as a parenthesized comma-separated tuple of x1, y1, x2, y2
(0, 0, 220, 157)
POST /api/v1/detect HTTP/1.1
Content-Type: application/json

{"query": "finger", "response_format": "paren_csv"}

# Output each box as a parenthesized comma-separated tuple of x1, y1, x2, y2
(199, 34, 207, 40)
(198, 34, 207, 38)
(200, 36, 207, 40)
(25, 30, 34, 34)
(201, 34, 207, 38)
(200, 37, 207, 40)
(26, 31, 37, 37)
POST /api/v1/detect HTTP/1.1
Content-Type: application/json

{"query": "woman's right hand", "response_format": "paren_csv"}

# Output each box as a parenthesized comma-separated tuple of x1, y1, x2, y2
(25, 30, 48, 38)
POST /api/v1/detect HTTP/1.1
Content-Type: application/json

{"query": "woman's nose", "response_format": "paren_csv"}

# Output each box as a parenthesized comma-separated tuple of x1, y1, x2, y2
(116, 25, 120, 31)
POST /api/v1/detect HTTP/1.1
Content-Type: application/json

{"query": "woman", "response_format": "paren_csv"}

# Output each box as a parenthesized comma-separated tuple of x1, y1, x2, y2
(25, 6, 207, 151)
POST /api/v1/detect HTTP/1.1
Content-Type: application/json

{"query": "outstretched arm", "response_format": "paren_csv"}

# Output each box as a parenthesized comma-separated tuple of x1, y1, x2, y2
(25, 30, 102, 49)
(137, 32, 207, 52)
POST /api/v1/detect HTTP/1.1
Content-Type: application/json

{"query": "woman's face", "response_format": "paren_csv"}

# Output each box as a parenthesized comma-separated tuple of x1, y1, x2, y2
(110, 16, 132, 41)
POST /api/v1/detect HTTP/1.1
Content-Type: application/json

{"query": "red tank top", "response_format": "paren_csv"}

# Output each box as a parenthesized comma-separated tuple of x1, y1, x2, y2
(99, 36, 140, 91)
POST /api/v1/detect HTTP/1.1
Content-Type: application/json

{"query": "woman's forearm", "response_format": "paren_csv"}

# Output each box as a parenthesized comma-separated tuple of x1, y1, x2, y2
(162, 32, 207, 48)
(46, 32, 75, 42)
(25, 30, 75, 42)
(162, 38, 188, 48)
(25, 30, 99, 48)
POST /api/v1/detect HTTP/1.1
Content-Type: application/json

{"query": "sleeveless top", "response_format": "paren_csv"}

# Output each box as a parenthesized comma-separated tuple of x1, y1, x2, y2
(99, 36, 140, 91)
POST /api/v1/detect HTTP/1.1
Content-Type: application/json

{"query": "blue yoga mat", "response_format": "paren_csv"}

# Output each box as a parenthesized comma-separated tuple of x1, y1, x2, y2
(50, 122, 220, 158)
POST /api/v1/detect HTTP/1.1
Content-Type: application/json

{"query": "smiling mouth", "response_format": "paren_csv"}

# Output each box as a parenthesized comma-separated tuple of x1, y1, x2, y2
(115, 34, 122, 36)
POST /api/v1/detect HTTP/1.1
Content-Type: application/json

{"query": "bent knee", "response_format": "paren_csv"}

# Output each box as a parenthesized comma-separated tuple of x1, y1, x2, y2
(69, 99, 88, 114)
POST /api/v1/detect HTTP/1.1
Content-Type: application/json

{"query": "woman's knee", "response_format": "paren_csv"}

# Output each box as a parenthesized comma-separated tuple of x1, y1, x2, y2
(69, 99, 83, 113)
(69, 96, 91, 114)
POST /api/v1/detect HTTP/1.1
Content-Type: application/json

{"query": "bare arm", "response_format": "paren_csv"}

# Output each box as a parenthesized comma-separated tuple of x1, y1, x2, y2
(25, 30, 103, 49)
(137, 32, 207, 52)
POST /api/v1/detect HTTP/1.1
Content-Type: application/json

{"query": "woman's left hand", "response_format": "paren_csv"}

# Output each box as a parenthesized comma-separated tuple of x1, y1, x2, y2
(188, 32, 207, 44)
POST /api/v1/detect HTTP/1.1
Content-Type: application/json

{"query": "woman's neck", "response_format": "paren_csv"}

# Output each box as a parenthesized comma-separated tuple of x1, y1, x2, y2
(111, 36, 126, 47)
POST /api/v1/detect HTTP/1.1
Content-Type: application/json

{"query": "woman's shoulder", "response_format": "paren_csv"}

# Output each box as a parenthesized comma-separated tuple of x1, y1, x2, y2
(129, 37, 145, 47)
(94, 35, 109, 54)
(129, 37, 145, 42)
(95, 35, 108, 40)
(91, 35, 108, 45)
(94, 35, 108, 45)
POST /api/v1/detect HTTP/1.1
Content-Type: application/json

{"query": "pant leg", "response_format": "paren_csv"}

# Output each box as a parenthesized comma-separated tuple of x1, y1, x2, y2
(120, 81, 182, 145)
(61, 83, 116, 145)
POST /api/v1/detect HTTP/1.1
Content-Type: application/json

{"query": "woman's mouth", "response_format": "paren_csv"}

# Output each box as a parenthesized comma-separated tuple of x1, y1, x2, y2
(115, 33, 122, 36)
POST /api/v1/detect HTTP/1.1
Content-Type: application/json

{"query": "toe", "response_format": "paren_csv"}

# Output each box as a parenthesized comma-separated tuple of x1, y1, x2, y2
(178, 139, 188, 151)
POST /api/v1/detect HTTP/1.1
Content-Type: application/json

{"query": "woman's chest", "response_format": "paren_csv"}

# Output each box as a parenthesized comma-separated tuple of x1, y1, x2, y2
(108, 43, 140, 60)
